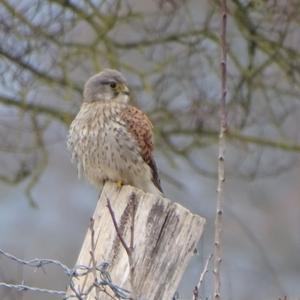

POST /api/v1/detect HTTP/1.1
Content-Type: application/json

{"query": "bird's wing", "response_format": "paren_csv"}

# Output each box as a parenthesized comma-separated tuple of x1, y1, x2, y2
(120, 105, 163, 193)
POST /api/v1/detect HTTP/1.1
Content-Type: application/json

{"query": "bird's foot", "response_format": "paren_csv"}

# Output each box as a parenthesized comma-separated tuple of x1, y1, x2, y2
(116, 180, 123, 189)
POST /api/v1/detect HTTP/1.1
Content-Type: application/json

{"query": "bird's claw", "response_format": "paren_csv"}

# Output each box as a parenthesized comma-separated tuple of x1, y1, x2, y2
(116, 180, 123, 189)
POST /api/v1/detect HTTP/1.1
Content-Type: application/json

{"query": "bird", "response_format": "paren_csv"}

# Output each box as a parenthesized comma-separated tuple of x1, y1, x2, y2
(67, 69, 163, 196)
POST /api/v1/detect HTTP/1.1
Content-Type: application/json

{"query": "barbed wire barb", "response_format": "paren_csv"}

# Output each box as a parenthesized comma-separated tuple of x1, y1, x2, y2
(0, 247, 132, 299)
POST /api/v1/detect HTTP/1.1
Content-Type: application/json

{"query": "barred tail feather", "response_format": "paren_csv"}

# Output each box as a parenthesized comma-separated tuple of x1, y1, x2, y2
(148, 157, 163, 194)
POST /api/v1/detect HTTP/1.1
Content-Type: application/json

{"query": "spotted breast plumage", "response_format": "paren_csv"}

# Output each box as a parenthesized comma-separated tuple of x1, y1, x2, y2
(67, 69, 163, 195)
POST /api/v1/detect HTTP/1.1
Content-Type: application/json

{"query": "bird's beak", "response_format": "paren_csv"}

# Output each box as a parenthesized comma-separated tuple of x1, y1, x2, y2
(118, 84, 130, 96)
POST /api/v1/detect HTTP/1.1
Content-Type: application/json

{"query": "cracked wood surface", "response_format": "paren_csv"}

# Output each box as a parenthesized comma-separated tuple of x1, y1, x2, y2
(67, 182, 205, 299)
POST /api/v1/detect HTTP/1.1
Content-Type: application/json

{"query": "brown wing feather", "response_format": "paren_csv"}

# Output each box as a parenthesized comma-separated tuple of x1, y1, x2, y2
(120, 105, 163, 193)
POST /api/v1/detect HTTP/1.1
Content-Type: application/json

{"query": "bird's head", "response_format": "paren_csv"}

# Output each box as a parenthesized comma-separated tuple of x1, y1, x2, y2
(83, 69, 130, 103)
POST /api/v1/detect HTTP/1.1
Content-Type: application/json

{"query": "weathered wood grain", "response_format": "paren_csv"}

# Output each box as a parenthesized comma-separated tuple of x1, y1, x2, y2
(67, 182, 205, 299)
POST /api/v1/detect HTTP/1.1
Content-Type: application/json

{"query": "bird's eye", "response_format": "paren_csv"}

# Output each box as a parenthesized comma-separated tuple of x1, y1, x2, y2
(110, 82, 116, 88)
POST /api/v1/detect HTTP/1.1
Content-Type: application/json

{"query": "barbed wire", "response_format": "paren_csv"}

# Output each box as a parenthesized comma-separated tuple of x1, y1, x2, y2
(0, 282, 66, 297)
(0, 248, 132, 299)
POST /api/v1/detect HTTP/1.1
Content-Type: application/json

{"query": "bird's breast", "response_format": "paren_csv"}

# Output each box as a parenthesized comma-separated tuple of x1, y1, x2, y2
(67, 102, 141, 184)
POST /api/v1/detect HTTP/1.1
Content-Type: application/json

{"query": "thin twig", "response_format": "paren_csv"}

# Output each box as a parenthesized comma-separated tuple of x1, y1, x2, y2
(106, 194, 137, 298)
(106, 197, 131, 257)
(213, 0, 228, 299)
(193, 254, 213, 300)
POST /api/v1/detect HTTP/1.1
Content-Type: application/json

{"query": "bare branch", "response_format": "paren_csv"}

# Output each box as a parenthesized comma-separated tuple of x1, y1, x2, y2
(0, 47, 82, 92)
(0, 94, 73, 125)
(193, 254, 213, 300)
(106, 197, 131, 258)
(106, 194, 137, 297)
(213, 0, 228, 298)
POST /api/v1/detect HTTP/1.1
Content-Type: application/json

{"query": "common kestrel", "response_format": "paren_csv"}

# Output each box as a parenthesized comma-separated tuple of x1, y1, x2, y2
(67, 69, 163, 195)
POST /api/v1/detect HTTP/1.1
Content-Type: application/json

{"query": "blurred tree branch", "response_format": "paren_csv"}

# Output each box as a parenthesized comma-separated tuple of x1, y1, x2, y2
(0, 95, 73, 124)
(0, 0, 299, 194)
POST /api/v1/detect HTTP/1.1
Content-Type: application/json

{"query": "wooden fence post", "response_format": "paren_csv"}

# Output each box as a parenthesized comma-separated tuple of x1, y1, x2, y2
(67, 182, 205, 299)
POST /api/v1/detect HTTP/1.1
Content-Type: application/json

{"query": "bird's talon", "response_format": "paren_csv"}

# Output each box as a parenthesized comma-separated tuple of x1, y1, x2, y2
(116, 180, 123, 189)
